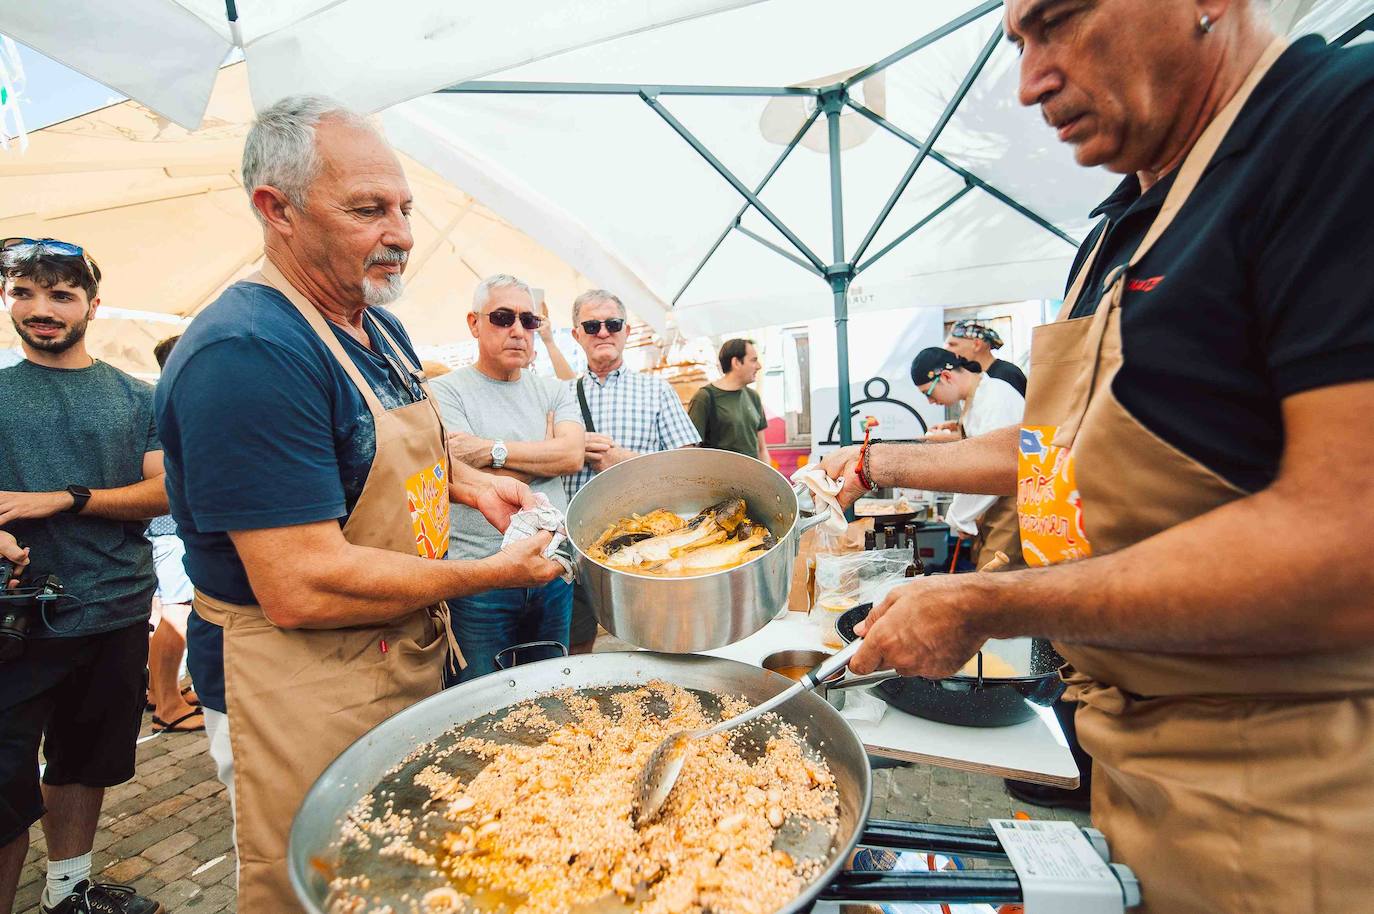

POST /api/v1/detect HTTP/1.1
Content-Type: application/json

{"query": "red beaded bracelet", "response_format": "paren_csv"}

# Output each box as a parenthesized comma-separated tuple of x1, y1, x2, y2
(855, 417, 880, 492)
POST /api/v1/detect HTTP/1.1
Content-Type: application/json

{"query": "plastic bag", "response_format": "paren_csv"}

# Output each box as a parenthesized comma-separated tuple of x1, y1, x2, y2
(810, 548, 912, 648)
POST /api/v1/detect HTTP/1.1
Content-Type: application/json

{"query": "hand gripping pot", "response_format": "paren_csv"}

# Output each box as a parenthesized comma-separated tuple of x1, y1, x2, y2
(566, 449, 837, 652)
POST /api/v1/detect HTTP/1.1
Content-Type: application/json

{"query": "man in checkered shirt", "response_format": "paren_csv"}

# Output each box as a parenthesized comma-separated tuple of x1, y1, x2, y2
(563, 289, 700, 652)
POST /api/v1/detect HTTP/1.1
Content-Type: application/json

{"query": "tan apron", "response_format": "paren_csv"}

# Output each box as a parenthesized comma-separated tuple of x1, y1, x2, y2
(1017, 38, 1374, 912)
(193, 262, 461, 911)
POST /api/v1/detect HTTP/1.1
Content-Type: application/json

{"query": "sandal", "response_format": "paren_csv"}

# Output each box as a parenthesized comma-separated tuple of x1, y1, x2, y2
(181, 685, 201, 707)
(151, 710, 205, 733)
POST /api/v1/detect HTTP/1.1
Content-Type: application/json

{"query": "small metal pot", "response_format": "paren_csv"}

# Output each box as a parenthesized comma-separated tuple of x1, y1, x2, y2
(566, 449, 836, 652)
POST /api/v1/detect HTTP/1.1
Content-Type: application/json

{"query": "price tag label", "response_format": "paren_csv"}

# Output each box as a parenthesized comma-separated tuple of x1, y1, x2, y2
(990, 819, 1123, 914)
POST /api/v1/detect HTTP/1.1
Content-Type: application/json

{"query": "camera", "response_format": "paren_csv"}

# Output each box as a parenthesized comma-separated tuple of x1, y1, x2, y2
(0, 559, 65, 663)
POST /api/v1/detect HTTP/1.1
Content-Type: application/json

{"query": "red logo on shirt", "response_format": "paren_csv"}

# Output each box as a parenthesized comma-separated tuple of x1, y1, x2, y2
(1127, 275, 1165, 292)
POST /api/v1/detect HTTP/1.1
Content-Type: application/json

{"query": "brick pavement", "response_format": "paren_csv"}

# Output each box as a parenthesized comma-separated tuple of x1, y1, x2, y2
(16, 703, 1086, 913)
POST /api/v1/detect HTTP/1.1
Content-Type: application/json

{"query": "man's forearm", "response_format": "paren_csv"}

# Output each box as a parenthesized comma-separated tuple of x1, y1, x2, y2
(86, 475, 170, 521)
(503, 434, 585, 477)
(980, 479, 1374, 656)
(282, 546, 514, 629)
(870, 426, 1019, 496)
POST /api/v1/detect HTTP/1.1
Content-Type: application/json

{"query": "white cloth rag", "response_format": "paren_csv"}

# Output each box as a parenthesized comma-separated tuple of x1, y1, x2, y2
(500, 492, 575, 583)
(836, 684, 888, 724)
(790, 465, 848, 535)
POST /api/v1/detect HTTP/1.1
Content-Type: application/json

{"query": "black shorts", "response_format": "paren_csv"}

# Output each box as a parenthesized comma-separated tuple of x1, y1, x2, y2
(0, 622, 148, 844)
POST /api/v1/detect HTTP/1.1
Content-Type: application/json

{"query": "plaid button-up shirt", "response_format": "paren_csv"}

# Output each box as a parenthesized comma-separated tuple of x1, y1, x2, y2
(563, 364, 701, 500)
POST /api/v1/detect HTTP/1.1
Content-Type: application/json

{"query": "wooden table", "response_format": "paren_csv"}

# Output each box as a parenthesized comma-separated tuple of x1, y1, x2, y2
(701, 613, 1080, 788)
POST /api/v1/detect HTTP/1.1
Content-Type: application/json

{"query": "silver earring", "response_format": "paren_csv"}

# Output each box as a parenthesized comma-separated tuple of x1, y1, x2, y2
(1198, 13, 1214, 33)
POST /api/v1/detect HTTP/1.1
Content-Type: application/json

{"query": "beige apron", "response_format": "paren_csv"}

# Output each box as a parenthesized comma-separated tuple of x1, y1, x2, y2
(1017, 39, 1374, 912)
(193, 262, 461, 911)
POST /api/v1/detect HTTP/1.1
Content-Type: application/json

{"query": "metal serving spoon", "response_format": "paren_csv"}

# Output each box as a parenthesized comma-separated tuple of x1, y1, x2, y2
(632, 636, 872, 827)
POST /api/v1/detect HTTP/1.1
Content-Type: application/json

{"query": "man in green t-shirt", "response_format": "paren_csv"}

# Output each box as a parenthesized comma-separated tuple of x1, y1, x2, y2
(688, 338, 772, 466)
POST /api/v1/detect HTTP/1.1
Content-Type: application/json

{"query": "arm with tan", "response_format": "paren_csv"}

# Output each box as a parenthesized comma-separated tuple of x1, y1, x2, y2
(819, 425, 1021, 510)
(228, 520, 560, 630)
(0, 450, 170, 525)
(847, 382, 1374, 676)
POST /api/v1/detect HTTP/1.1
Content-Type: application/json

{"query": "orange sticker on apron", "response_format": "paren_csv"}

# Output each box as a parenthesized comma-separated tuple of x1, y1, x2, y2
(1016, 425, 1092, 566)
(405, 462, 451, 559)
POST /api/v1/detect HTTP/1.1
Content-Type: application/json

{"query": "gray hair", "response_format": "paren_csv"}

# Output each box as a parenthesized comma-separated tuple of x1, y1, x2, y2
(571, 289, 626, 326)
(241, 95, 375, 224)
(472, 274, 533, 313)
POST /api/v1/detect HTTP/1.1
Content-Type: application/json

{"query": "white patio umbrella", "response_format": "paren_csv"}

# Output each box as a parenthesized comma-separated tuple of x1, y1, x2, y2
(382, 0, 1365, 443)
(0, 0, 761, 129)
(0, 64, 602, 375)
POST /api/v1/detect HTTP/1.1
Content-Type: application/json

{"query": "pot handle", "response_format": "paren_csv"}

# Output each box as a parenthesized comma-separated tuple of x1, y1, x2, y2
(793, 482, 840, 535)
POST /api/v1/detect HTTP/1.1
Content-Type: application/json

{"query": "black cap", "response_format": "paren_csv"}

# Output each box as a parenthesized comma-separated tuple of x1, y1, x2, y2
(910, 347, 981, 387)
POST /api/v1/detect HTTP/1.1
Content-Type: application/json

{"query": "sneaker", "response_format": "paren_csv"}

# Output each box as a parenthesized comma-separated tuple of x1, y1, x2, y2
(1004, 777, 1093, 812)
(41, 880, 165, 914)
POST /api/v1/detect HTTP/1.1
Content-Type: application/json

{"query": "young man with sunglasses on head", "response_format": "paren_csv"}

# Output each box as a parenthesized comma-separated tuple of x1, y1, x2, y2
(0, 239, 168, 914)
(561, 289, 700, 653)
(431, 274, 585, 682)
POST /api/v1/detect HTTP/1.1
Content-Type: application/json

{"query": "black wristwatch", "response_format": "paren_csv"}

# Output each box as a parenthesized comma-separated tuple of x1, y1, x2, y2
(65, 485, 91, 514)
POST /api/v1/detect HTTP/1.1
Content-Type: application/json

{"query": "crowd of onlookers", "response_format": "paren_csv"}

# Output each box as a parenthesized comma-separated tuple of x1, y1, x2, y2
(0, 93, 1033, 914)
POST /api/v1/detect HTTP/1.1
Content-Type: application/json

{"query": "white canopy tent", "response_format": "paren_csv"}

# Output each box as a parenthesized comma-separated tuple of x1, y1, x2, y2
(384, 0, 1363, 443)
(0, 0, 760, 129)
(0, 64, 601, 375)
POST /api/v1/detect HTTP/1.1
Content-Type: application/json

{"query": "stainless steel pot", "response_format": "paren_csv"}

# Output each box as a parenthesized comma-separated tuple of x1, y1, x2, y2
(566, 449, 836, 652)
(288, 651, 872, 914)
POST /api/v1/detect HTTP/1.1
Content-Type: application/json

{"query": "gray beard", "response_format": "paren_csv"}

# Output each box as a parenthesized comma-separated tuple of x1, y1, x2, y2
(362, 272, 404, 307)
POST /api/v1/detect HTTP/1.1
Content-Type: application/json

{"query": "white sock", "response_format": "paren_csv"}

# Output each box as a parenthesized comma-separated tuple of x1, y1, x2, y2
(44, 852, 91, 907)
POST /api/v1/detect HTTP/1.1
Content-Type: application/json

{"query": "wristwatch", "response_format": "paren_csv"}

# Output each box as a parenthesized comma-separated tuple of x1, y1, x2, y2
(65, 484, 92, 514)
(490, 440, 508, 469)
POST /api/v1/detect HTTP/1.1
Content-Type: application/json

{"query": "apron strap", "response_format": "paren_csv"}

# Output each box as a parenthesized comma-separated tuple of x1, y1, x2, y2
(1051, 36, 1289, 450)
(258, 260, 387, 417)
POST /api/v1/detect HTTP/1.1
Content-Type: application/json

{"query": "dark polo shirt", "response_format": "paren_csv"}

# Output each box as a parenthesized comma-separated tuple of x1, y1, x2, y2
(1062, 36, 1374, 492)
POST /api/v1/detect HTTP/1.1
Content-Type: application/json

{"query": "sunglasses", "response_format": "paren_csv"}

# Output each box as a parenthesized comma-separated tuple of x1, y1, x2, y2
(580, 318, 625, 335)
(919, 375, 942, 400)
(486, 308, 544, 331)
(2, 237, 100, 283)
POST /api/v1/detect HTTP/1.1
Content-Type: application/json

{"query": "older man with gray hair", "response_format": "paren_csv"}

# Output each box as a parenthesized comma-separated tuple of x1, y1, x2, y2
(155, 97, 562, 911)
(563, 288, 699, 652)
(432, 274, 584, 682)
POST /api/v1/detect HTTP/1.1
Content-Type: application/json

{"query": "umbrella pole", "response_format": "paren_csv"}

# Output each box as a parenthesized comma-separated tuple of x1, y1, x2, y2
(822, 89, 855, 451)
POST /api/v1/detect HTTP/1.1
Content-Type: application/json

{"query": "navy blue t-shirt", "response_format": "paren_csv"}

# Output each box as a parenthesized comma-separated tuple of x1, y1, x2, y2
(156, 279, 426, 603)
(156, 280, 426, 712)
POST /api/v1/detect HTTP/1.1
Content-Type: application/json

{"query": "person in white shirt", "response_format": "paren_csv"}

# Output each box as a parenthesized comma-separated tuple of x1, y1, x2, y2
(910, 347, 1024, 561)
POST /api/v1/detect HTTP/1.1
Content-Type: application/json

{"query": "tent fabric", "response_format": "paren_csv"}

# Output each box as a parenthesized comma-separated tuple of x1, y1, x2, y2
(0, 65, 599, 375)
(384, 0, 1359, 338)
(0, 0, 763, 130)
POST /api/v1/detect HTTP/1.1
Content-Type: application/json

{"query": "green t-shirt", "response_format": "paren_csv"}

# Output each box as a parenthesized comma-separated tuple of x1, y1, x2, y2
(688, 384, 767, 458)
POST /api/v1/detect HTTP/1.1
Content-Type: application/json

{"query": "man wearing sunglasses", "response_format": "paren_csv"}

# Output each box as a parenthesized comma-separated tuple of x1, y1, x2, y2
(431, 274, 586, 682)
(561, 289, 700, 653)
(0, 240, 169, 914)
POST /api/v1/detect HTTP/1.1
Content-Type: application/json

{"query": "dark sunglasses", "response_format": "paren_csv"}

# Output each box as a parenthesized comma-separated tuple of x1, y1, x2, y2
(2, 237, 100, 282)
(486, 308, 544, 331)
(580, 318, 625, 335)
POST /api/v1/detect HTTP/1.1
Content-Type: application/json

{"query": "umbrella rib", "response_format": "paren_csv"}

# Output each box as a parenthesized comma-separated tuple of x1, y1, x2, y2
(850, 22, 1004, 267)
(842, 0, 1004, 89)
(671, 105, 822, 305)
(854, 184, 975, 275)
(734, 225, 823, 277)
(641, 93, 826, 274)
(845, 100, 1079, 248)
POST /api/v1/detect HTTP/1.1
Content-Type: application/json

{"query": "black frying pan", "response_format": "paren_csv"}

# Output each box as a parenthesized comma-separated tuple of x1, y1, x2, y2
(836, 606, 1065, 727)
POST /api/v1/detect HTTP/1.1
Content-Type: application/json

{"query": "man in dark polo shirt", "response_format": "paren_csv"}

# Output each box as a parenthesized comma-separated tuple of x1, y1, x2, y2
(821, 3, 1374, 910)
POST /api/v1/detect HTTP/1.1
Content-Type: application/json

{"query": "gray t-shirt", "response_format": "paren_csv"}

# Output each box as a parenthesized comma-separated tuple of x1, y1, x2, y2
(430, 366, 582, 561)
(0, 360, 160, 637)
